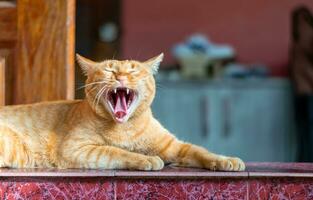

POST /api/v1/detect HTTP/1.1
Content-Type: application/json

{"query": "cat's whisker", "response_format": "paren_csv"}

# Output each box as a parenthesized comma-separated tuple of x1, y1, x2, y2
(156, 82, 164, 90)
(93, 88, 102, 109)
(85, 86, 98, 96)
(95, 86, 107, 110)
(76, 81, 106, 91)
(93, 85, 107, 110)
(92, 86, 102, 109)
(77, 81, 105, 89)
(97, 87, 108, 108)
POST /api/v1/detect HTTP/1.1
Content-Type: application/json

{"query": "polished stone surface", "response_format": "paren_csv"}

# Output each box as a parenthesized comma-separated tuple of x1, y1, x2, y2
(116, 179, 248, 200)
(248, 178, 313, 200)
(0, 162, 312, 177)
(0, 163, 312, 199)
(0, 177, 114, 200)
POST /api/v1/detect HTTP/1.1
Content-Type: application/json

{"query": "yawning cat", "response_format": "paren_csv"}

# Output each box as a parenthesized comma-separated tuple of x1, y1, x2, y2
(0, 53, 245, 171)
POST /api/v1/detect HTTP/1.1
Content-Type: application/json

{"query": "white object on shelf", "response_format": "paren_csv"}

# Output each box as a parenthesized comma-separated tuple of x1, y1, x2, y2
(172, 34, 235, 79)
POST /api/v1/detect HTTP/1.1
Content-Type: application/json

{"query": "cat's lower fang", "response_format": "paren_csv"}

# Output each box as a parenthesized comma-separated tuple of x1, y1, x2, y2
(106, 87, 137, 122)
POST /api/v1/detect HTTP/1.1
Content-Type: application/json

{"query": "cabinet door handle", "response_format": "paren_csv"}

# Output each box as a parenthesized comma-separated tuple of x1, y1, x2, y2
(200, 96, 209, 138)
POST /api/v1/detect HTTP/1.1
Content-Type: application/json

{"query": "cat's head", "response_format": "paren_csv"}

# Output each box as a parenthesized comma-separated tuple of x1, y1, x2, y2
(76, 53, 163, 123)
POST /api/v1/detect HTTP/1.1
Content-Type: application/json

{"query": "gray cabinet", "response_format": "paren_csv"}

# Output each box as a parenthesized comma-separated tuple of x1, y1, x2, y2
(152, 79, 297, 162)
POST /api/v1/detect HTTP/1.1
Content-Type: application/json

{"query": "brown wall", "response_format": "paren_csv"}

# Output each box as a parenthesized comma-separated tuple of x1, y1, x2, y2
(122, 0, 313, 76)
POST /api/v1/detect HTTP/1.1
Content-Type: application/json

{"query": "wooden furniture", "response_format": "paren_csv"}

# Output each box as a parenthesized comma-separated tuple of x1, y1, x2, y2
(0, 163, 311, 199)
(152, 78, 297, 162)
(0, 0, 75, 106)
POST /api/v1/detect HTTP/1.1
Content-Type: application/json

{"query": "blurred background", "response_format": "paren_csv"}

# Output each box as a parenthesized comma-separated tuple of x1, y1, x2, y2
(0, 0, 312, 163)
(75, 0, 313, 162)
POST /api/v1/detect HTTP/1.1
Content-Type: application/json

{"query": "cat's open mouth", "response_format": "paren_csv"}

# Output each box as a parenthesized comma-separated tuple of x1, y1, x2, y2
(106, 87, 137, 123)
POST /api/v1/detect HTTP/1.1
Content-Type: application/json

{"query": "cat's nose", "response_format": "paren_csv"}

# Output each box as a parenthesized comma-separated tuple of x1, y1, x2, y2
(116, 76, 127, 85)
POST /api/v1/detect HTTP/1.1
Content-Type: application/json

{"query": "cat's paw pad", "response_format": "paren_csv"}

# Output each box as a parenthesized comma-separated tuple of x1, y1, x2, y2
(141, 156, 164, 171)
(217, 156, 245, 171)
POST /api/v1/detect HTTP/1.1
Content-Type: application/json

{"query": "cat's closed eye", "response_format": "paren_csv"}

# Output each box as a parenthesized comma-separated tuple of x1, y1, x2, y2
(128, 69, 139, 74)
(104, 68, 115, 73)
(103, 62, 115, 72)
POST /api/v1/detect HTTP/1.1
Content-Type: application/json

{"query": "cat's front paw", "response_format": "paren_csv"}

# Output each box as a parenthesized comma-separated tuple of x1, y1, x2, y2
(140, 156, 164, 171)
(215, 156, 245, 171)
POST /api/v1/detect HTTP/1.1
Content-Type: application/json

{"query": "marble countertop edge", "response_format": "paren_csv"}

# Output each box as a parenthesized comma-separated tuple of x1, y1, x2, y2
(0, 162, 311, 178)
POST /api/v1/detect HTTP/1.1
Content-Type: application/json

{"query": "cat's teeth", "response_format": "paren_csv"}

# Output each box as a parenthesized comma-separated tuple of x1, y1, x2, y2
(114, 89, 117, 94)
(126, 89, 129, 95)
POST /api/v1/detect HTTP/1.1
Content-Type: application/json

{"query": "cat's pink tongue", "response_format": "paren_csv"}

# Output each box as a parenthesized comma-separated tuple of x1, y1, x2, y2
(114, 93, 127, 119)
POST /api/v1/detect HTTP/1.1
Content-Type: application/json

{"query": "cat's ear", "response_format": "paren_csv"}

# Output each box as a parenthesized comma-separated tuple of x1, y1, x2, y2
(76, 54, 97, 75)
(144, 53, 164, 74)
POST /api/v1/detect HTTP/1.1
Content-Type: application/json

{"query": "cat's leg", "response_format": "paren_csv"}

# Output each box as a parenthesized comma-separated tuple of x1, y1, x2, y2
(59, 142, 164, 170)
(156, 134, 245, 171)
(0, 126, 32, 168)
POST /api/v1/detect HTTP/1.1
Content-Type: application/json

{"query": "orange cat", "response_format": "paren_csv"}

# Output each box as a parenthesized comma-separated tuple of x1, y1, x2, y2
(0, 53, 245, 171)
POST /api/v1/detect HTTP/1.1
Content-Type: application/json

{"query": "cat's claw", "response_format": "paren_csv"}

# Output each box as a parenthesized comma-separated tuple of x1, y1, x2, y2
(216, 156, 245, 171)
(139, 156, 164, 171)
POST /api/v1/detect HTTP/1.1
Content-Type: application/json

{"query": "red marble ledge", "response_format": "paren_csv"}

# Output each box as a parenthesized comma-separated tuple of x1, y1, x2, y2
(0, 163, 312, 199)
(247, 162, 313, 178)
(0, 162, 311, 178)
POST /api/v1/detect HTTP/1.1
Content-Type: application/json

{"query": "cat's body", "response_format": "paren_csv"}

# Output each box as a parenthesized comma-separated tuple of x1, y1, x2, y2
(0, 54, 245, 171)
(0, 100, 167, 169)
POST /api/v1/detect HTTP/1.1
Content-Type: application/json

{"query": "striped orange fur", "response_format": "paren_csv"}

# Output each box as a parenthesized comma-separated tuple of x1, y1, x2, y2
(0, 53, 245, 171)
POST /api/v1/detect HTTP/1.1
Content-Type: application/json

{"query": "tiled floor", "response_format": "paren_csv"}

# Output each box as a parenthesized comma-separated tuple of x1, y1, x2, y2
(0, 163, 312, 199)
